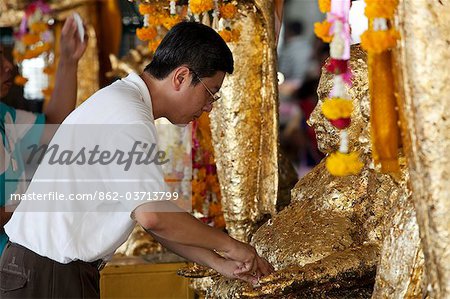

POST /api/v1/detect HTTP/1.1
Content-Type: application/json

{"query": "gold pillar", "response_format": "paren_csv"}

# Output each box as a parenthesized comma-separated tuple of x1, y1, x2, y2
(209, 0, 279, 242)
(395, 0, 450, 296)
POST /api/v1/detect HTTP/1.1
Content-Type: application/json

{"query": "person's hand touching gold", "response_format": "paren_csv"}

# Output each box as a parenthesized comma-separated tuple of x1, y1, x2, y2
(222, 240, 274, 283)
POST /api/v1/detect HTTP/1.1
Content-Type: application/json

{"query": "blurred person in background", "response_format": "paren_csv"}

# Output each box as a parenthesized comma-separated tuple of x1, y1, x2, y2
(1, 15, 87, 255)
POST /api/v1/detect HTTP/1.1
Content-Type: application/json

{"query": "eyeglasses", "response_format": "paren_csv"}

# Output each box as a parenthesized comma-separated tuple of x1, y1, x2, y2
(191, 71, 221, 104)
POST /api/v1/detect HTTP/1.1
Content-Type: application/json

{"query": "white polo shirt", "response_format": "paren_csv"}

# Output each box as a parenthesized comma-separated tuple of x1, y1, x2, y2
(5, 73, 168, 263)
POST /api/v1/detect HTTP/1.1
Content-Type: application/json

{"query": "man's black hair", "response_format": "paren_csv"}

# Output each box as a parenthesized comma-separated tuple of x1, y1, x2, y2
(144, 22, 233, 85)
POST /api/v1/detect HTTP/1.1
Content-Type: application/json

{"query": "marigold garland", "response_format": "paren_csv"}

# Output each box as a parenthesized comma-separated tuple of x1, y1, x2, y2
(22, 34, 40, 46)
(361, 0, 401, 173)
(220, 3, 237, 19)
(136, 26, 158, 41)
(314, 20, 332, 43)
(360, 29, 399, 54)
(364, 0, 398, 18)
(189, 0, 214, 15)
(318, 0, 331, 13)
(139, 3, 157, 15)
(315, 0, 363, 176)
(162, 15, 182, 30)
(13, 0, 54, 99)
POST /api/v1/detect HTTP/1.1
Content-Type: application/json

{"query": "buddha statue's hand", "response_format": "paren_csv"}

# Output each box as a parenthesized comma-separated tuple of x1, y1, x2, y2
(240, 267, 300, 297)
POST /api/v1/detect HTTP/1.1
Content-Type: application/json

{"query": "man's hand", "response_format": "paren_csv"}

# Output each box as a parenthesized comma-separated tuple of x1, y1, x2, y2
(60, 15, 88, 63)
(222, 240, 274, 279)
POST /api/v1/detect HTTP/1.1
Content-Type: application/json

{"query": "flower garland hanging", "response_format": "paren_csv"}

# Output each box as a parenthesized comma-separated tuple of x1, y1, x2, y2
(12, 0, 55, 99)
(360, 0, 401, 173)
(314, 0, 363, 177)
(192, 114, 225, 229)
(136, 1, 240, 54)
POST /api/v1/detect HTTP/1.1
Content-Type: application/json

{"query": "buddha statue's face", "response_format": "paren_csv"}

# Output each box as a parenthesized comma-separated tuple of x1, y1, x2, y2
(308, 46, 371, 155)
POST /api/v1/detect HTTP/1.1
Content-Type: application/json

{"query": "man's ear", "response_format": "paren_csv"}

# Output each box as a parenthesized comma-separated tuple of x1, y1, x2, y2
(172, 66, 191, 91)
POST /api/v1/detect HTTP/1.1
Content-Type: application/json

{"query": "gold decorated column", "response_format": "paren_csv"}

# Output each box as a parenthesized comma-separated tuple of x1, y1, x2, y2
(209, 1, 279, 242)
(395, 0, 450, 296)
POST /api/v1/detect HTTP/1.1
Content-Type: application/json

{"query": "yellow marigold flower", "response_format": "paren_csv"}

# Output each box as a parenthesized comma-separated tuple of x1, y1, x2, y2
(321, 98, 353, 120)
(162, 15, 181, 30)
(360, 29, 399, 53)
(365, 0, 398, 18)
(136, 26, 158, 41)
(218, 29, 232, 42)
(318, 0, 331, 13)
(189, 0, 214, 15)
(220, 3, 237, 19)
(139, 4, 157, 15)
(30, 22, 48, 34)
(325, 151, 364, 176)
(149, 13, 165, 26)
(14, 75, 28, 86)
(22, 34, 40, 46)
(314, 20, 332, 43)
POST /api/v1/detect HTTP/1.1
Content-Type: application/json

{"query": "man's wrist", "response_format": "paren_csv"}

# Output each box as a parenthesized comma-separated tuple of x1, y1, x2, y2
(58, 57, 79, 68)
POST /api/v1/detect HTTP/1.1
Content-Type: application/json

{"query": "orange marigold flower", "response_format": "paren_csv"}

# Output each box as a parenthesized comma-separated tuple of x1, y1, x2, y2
(318, 0, 331, 13)
(162, 15, 181, 30)
(22, 34, 40, 46)
(14, 75, 28, 86)
(314, 20, 332, 43)
(360, 29, 399, 53)
(189, 0, 214, 15)
(30, 22, 48, 33)
(136, 26, 158, 41)
(220, 3, 237, 19)
(218, 29, 232, 42)
(139, 4, 157, 15)
(365, 0, 398, 18)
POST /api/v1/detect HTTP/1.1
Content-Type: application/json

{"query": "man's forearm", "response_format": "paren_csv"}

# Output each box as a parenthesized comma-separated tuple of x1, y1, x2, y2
(148, 231, 222, 268)
(135, 204, 234, 253)
(44, 59, 78, 124)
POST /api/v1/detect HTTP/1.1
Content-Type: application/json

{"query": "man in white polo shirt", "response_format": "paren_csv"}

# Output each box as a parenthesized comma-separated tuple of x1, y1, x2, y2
(1, 22, 273, 298)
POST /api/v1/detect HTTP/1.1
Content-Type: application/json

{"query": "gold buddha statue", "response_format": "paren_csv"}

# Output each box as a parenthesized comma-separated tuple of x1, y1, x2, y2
(202, 45, 424, 298)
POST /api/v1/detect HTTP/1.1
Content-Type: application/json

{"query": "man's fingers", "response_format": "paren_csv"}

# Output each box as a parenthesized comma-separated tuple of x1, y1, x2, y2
(235, 273, 258, 285)
(61, 16, 73, 35)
